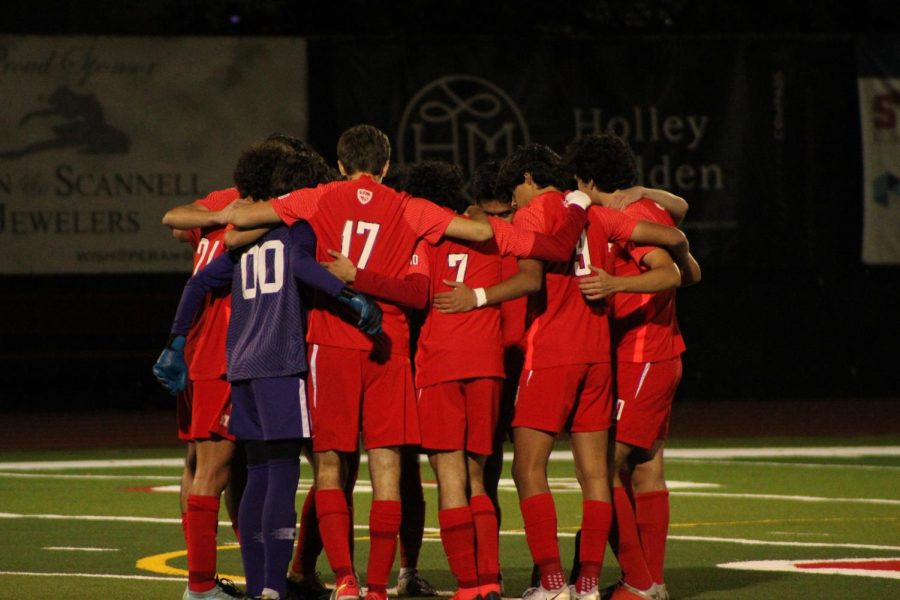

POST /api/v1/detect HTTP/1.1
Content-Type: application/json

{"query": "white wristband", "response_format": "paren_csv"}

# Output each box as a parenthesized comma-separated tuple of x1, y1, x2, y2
(474, 287, 488, 308)
(564, 190, 592, 210)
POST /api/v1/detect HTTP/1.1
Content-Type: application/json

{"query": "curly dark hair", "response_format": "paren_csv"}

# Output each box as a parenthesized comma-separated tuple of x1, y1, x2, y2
(336, 124, 391, 176)
(265, 132, 311, 154)
(271, 151, 337, 196)
(471, 160, 501, 203)
(401, 160, 468, 214)
(495, 143, 569, 201)
(232, 140, 295, 199)
(563, 134, 637, 192)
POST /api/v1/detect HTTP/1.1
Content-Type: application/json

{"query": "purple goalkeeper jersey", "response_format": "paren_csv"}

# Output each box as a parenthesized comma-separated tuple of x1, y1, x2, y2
(172, 221, 345, 381)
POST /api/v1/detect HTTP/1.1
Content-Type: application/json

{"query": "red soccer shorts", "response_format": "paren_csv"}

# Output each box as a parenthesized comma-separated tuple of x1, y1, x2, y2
(308, 344, 420, 452)
(417, 377, 502, 456)
(512, 362, 613, 434)
(176, 378, 234, 442)
(614, 357, 683, 449)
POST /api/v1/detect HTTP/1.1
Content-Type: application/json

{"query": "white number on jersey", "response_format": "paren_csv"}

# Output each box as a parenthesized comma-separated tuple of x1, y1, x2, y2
(340, 220, 381, 269)
(193, 237, 221, 275)
(240, 240, 285, 299)
(573, 231, 592, 276)
(448, 253, 469, 282)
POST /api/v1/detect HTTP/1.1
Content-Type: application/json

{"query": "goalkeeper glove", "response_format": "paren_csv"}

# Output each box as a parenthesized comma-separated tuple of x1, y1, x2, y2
(337, 287, 383, 336)
(152, 334, 187, 395)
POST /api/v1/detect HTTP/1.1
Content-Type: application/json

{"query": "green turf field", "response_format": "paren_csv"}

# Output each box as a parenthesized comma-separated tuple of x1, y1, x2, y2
(1, 436, 898, 599)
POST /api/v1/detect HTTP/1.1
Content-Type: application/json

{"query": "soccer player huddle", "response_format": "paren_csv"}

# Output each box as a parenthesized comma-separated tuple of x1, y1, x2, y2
(154, 124, 700, 600)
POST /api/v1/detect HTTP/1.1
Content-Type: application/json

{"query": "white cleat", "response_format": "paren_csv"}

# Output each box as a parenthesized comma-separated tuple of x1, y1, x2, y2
(522, 584, 571, 600)
(569, 584, 599, 600)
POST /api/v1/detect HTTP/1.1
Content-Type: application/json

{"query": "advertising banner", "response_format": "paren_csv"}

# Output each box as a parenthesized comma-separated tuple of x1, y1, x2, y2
(0, 36, 307, 273)
(858, 37, 900, 265)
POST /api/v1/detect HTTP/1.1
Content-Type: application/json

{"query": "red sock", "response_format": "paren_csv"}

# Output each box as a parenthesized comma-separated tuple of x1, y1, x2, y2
(291, 487, 321, 576)
(438, 506, 479, 589)
(613, 487, 653, 590)
(181, 511, 188, 547)
(470, 495, 500, 586)
(367, 500, 402, 591)
(186, 494, 219, 593)
(520, 493, 565, 590)
(577, 500, 612, 593)
(316, 489, 353, 579)
(634, 490, 669, 584)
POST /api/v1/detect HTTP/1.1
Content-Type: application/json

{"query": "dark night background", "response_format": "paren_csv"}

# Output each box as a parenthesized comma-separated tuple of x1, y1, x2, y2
(1, 1, 898, 416)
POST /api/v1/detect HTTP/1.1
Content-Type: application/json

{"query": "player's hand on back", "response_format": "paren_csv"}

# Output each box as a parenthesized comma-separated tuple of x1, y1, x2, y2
(610, 186, 646, 211)
(337, 287, 383, 335)
(322, 250, 358, 283)
(152, 335, 188, 395)
(433, 280, 477, 314)
(578, 265, 621, 300)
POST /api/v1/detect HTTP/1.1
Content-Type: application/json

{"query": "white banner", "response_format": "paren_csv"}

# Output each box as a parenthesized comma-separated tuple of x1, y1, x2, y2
(858, 40, 900, 265)
(0, 36, 308, 273)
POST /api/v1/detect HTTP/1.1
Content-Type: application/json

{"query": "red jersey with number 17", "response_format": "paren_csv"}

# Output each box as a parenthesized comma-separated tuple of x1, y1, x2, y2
(181, 187, 238, 380)
(408, 210, 538, 387)
(611, 198, 686, 362)
(271, 176, 454, 357)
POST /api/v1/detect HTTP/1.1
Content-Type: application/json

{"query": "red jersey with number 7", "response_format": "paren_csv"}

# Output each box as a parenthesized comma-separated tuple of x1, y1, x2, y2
(408, 209, 540, 387)
(181, 187, 239, 380)
(611, 198, 685, 362)
(271, 176, 454, 356)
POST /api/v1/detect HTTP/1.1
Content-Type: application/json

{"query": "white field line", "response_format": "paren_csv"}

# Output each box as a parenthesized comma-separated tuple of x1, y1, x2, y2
(42, 546, 119, 552)
(673, 491, 900, 506)
(668, 458, 900, 471)
(670, 535, 900, 551)
(718, 558, 900, 579)
(4, 512, 899, 553)
(0, 472, 181, 481)
(0, 570, 183, 582)
(1, 446, 898, 471)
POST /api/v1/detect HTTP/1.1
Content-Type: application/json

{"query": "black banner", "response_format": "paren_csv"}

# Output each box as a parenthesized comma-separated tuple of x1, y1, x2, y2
(308, 37, 860, 268)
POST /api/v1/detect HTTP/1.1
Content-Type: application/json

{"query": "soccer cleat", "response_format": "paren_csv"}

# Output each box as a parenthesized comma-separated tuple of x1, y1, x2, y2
(329, 576, 361, 600)
(448, 587, 482, 600)
(569, 584, 599, 600)
(183, 580, 246, 599)
(215, 577, 246, 598)
(479, 582, 501, 600)
(607, 581, 658, 600)
(651, 584, 668, 600)
(521, 584, 571, 600)
(396, 569, 437, 597)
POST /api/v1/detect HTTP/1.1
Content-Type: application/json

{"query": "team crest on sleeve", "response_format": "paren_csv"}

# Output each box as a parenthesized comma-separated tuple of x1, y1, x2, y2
(357, 189, 373, 204)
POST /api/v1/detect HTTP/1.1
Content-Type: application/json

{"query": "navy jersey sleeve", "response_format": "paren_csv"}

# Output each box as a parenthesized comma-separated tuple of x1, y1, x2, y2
(289, 220, 346, 298)
(171, 253, 235, 335)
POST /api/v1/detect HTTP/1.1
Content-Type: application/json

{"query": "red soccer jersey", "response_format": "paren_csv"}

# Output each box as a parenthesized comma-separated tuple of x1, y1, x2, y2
(272, 176, 454, 356)
(514, 191, 637, 369)
(181, 187, 238, 380)
(409, 210, 536, 387)
(611, 199, 686, 362)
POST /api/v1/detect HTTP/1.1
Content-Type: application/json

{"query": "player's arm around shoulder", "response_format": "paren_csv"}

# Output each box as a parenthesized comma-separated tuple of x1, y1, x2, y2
(162, 197, 251, 230)
(228, 199, 281, 229)
(444, 204, 494, 242)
